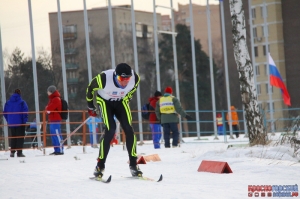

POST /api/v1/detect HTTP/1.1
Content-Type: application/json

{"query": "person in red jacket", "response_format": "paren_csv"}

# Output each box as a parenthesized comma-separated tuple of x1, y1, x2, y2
(148, 91, 162, 149)
(45, 85, 64, 155)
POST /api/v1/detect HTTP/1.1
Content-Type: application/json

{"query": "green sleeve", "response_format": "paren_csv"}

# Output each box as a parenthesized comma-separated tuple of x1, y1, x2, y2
(173, 97, 187, 118)
(86, 73, 105, 108)
(155, 100, 161, 121)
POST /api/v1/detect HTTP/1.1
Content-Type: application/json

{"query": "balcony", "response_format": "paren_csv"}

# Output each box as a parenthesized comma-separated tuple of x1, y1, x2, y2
(64, 48, 77, 55)
(67, 78, 79, 84)
(63, 32, 77, 40)
(66, 63, 79, 70)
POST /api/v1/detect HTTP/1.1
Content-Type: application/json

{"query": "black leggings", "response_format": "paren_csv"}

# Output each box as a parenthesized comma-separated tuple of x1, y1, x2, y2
(96, 99, 137, 167)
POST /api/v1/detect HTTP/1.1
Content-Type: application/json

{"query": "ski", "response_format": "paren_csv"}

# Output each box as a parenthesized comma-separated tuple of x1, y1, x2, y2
(89, 175, 112, 183)
(122, 174, 163, 182)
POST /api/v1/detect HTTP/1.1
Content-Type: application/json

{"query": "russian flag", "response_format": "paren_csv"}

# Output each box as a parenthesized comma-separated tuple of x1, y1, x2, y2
(269, 53, 291, 106)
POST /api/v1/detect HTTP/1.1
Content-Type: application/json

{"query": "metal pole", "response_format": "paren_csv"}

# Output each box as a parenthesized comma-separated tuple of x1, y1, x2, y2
(28, 0, 42, 148)
(206, 0, 217, 139)
(220, 0, 233, 140)
(153, 0, 161, 90)
(57, 0, 71, 147)
(189, 0, 201, 139)
(170, 0, 183, 141)
(83, 0, 92, 81)
(0, 26, 9, 150)
(263, 0, 274, 133)
(108, 0, 116, 69)
(170, 0, 179, 101)
(83, 0, 97, 146)
(131, 0, 143, 143)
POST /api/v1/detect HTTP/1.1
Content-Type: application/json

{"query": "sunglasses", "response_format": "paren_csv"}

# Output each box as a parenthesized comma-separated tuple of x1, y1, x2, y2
(117, 75, 131, 81)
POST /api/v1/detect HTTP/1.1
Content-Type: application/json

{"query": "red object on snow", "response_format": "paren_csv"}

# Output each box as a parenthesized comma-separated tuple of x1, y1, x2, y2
(197, 160, 232, 173)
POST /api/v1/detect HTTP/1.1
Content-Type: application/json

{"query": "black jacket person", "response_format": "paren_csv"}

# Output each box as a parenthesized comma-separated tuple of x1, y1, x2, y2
(86, 63, 142, 178)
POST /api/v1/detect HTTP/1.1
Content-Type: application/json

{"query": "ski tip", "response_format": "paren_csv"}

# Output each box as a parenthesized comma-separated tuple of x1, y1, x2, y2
(157, 174, 163, 182)
(106, 175, 112, 183)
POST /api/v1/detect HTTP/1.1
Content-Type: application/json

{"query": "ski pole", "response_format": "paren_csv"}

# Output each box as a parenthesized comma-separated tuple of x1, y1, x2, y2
(60, 116, 91, 145)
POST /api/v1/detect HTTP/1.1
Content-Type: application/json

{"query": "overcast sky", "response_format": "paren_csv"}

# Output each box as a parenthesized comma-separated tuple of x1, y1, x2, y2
(0, 0, 218, 58)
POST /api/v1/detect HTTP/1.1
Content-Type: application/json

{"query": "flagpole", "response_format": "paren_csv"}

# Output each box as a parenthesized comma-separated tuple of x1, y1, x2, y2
(263, 0, 274, 134)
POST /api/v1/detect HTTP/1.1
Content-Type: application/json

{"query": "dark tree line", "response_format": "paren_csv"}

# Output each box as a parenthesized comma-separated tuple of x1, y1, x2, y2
(2, 48, 57, 122)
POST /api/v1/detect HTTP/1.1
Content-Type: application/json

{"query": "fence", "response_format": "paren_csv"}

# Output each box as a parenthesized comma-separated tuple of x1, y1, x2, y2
(1, 108, 300, 151)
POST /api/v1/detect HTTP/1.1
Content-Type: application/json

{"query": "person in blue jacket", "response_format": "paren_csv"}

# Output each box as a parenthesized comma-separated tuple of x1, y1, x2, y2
(3, 89, 28, 157)
(86, 117, 102, 146)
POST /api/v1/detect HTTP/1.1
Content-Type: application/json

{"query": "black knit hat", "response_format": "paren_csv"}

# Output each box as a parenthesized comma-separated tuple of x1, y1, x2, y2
(115, 63, 132, 77)
(154, 90, 162, 97)
(14, 89, 21, 95)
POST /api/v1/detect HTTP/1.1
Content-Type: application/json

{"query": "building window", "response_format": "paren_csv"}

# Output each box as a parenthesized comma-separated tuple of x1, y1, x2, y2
(254, 46, 258, 57)
(66, 56, 75, 63)
(260, 5, 268, 18)
(264, 64, 268, 75)
(255, 65, 260, 76)
(253, 27, 257, 38)
(267, 102, 274, 111)
(261, 25, 268, 37)
(257, 84, 261, 95)
(63, 25, 76, 33)
(251, 8, 256, 19)
(266, 83, 273, 94)
(263, 45, 270, 56)
(128, 23, 131, 31)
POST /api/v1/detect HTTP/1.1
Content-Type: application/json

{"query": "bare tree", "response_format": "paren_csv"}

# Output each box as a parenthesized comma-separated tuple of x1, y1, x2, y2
(229, 0, 266, 145)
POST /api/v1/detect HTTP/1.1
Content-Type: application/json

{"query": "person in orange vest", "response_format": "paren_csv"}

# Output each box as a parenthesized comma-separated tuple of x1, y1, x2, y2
(226, 106, 239, 138)
(216, 113, 224, 135)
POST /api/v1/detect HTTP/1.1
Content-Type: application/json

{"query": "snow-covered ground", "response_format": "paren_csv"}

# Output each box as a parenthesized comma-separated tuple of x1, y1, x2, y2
(0, 133, 299, 199)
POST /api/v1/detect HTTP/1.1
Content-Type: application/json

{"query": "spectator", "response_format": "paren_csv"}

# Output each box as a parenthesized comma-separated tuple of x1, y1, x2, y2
(216, 113, 224, 135)
(226, 106, 239, 138)
(86, 117, 102, 147)
(3, 89, 28, 157)
(148, 90, 162, 149)
(155, 86, 193, 148)
(45, 85, 64, 155)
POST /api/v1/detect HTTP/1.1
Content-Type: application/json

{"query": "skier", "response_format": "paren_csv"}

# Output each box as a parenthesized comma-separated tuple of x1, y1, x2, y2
(86, 63, 142, 178)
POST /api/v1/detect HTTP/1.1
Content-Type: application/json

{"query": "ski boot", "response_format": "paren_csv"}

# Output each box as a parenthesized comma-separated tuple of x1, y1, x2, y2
(93, 166, 105, 178)
(129, 165, 143, 177)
